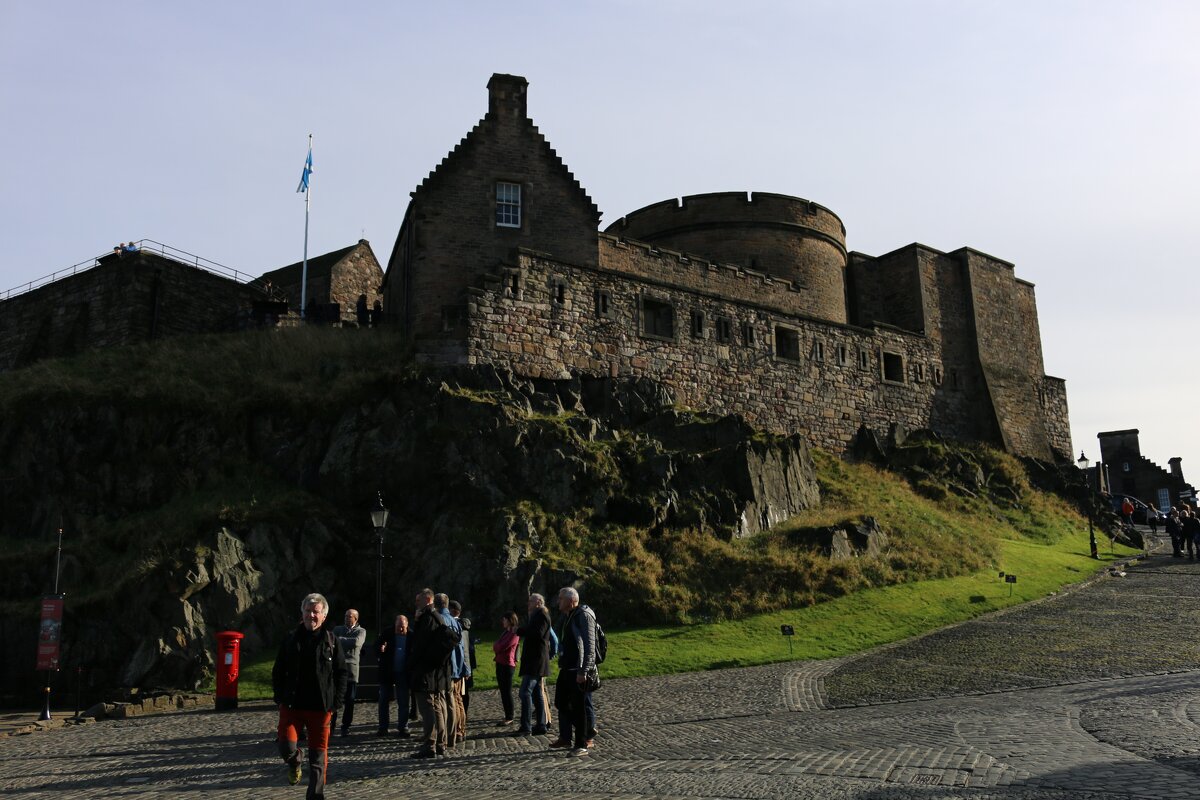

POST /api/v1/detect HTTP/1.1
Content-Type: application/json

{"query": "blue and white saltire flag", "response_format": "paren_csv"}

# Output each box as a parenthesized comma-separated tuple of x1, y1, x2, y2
(297, 147, 313, 193)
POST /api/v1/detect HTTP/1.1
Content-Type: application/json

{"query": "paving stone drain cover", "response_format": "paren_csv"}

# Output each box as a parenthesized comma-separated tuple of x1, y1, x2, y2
(911, 774, 943, 785)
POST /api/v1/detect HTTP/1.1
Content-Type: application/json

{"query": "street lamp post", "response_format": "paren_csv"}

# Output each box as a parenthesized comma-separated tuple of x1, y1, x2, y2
(1077, 451, 1099, 559)
(370, 493, 389, 635)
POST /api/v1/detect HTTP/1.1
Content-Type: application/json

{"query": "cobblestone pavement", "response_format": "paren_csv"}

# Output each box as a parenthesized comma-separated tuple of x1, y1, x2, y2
(4, 532, 1199, 799)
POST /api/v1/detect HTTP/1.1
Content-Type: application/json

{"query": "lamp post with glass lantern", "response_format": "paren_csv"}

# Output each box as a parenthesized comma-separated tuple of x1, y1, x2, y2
(1077, 451, 1099, 559)
(370, 493, 389, 636)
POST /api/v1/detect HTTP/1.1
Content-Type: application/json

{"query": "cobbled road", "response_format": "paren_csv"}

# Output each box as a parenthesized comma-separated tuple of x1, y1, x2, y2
(4, 531, 1200, 799)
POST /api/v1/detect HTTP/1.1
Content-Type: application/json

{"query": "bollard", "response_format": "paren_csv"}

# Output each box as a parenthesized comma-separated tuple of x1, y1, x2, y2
(215, 631, 245, 711)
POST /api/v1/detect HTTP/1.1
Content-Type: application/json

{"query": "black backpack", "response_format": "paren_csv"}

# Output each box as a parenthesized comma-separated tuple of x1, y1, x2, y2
(594, 616, 608, 664)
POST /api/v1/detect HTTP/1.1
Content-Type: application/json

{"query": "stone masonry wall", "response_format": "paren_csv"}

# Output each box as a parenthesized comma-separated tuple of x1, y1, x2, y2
(963, 249, 1056, 460)
(0, 253, 260, 371)
(387, 75, 599, 341)
(848, 248, 924, 334)
(607, 193, 848, 324)
(328, 246, 384, 323)
(465, 251, 988, 456)
(1040, 377, 1071, 459)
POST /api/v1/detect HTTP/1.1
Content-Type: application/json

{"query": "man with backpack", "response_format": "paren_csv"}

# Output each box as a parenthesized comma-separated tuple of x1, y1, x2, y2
(272, 592, 348, 797)
(407, 588, 460, 758)
(550, 587, 600, 756)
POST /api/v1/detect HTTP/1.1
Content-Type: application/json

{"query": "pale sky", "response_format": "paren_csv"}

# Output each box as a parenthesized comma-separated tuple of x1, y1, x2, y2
(2, 1, 1198, 484)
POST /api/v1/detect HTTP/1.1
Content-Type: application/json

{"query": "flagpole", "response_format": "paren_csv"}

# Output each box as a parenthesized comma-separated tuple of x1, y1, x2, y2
(300, 133, 311, 319)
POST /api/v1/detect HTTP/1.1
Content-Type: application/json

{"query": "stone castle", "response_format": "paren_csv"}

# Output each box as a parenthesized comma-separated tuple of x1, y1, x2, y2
(0, 73, 1071, 463)
(382, 74, 1071, 461)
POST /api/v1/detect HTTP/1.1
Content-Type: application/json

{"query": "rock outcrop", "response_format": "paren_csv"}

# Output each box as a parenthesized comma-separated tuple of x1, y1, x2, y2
(0, 367, 820, 703)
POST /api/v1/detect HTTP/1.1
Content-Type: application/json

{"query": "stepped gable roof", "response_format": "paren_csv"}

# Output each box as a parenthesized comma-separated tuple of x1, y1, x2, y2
(259, 242, 364, 284)
(410, 73, 600, 225)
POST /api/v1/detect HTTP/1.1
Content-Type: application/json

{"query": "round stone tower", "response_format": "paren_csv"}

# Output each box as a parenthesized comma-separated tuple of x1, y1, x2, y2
(605, 191, 848, 323)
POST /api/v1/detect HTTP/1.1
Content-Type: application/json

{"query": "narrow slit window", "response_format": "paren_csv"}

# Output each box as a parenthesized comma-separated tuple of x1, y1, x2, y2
(594, 289, 611, 317)
(716, 317, 732, 343)
(690, 309, 705, 339)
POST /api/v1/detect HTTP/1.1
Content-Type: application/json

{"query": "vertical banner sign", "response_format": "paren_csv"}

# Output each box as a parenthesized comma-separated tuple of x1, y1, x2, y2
(36, 595, 64, 671)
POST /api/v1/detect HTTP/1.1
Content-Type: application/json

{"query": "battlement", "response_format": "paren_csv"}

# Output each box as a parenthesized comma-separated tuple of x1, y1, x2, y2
(608, 191, 846, 244)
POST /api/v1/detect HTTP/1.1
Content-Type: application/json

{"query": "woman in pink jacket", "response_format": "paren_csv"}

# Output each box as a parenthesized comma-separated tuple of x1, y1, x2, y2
(493, 612, 520, 724)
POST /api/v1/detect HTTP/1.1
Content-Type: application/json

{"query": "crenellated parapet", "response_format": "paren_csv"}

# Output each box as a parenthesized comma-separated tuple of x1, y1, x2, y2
(606, 192, 848, 323)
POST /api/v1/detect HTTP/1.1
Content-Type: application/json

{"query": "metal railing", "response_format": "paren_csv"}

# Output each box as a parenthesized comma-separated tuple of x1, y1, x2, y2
(1, 239, 261, 302)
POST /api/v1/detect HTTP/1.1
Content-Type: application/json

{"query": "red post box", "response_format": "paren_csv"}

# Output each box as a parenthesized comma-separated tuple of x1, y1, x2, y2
(215, 631, 245, 711)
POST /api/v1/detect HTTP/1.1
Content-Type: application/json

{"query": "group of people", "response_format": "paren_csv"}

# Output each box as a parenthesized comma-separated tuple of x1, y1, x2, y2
(1164, 505, 1200, 559)
(111, 241, 139, 256)
(271, 586, 601, 797)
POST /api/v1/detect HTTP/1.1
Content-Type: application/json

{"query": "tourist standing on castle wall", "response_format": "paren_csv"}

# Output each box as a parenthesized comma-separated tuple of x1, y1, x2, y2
(551, 587, 598, 757)
(515, 593, 551, 735)
(272, 592, 348, 796)
(493, 612, 520, 724)
(374, 614, 411, 737)
(331, 609, 365, 736)
(356, 294, 369, 327)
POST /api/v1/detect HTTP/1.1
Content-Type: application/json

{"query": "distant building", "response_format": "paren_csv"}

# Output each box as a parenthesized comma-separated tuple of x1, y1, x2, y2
(1097, 429, 1196, 510)
(259, 239, 383, 325)
(382, 73, 1071, 461)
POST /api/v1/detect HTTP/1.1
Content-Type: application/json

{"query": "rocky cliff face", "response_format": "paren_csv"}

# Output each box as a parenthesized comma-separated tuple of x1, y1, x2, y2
(0, 366, 819, 703)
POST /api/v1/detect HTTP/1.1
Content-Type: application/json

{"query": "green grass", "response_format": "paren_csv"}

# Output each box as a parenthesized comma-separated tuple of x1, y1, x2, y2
(230, 529, 1134, 698)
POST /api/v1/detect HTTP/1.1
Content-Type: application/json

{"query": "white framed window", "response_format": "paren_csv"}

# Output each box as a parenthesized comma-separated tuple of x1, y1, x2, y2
(496, 182, 521, 228)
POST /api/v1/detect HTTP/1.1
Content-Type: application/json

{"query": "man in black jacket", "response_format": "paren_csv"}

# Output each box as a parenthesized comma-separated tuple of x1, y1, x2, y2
(272, 592, 348, 797)
(550, 586, 597, 757)
(407, 588, 459, 758)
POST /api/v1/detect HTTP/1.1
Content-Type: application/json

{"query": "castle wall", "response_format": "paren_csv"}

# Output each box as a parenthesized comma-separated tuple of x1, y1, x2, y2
(599, 235, 822, 317)
(463, 250, 994, 455)
(848, 248, 924, 333)
(607, 192, 848, 324)
(962, 249, 1058, 460)
(1041, 377, 1071, 458)
(0, 253, 259, 371)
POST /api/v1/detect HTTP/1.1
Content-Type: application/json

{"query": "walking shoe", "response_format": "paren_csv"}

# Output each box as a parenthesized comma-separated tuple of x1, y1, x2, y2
(286, 756, 302, 785)
(410, 748, 437, 759)
(512, 728, 532, 736)
(499, 719, 514, 726)
(531, 725, 547, 735)
(396, 728, 411, 738)
(548, 738, 571, 748)
(435, 746, 447, 756)
(374, 728, 388, 737)
(570, 746, 589, 757)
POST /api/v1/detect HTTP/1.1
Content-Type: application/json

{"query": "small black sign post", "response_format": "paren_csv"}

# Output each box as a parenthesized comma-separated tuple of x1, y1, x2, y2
(780, 624, 795, 657)
(1005, 574, 1017, 597)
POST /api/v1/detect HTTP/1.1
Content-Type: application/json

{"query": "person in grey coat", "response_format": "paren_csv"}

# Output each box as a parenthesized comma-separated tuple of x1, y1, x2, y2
(331, 608, 366, 735)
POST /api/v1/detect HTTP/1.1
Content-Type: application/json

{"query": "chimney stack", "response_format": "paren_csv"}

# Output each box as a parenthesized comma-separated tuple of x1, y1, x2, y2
(487, 73, 528, 120)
